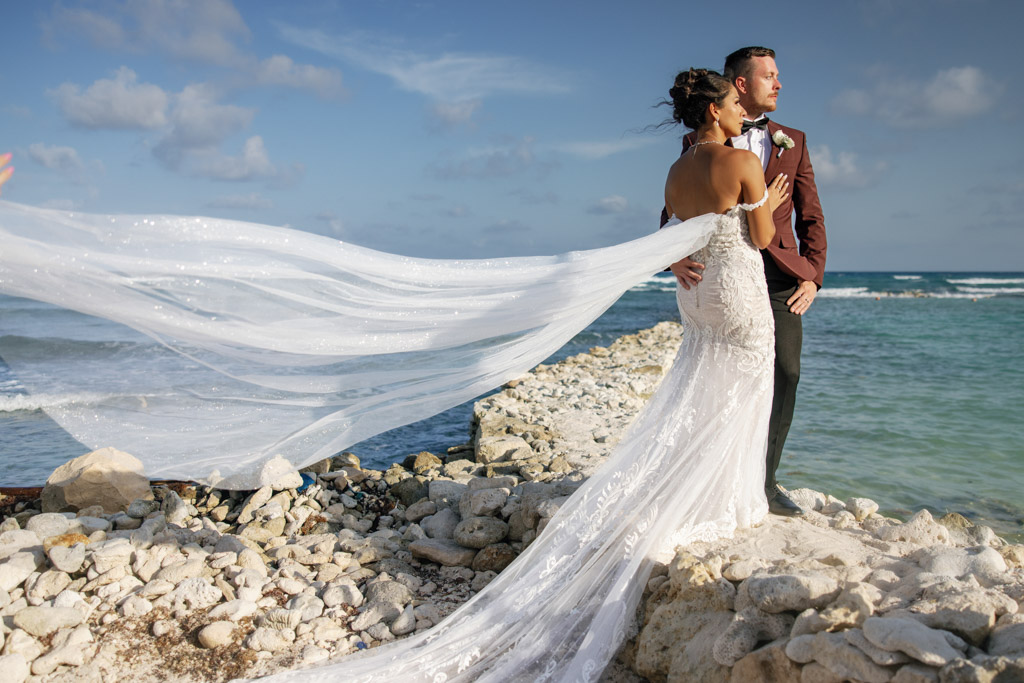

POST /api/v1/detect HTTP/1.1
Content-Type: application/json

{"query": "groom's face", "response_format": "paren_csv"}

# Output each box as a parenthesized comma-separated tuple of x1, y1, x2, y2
(736, 56, 781, 117)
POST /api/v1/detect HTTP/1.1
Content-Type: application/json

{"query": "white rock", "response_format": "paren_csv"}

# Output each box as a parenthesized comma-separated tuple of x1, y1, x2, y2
(391, 605, 416, 636)
(0, 654, 30, 683)
(138, 579, 176, 598)
(237, 487, 274, 524)
(988, 621, 1024, 657)
(723, 559, 767, 582)
(26, 570, 71, 603)
(170, 577, 222, 610)
(287, 594, 325, 622)
(47, 543, 86, 573)
(322, 583, 363, 608)
(154, 559, 205, 584)
(914, 546, 1008, 584)
(237, 548, 268, 576)
(845, 627, 912, 666)
(209, 599, 259, 622)
(475, 436, 532, 464)
(427, 480, 468, 510)
(247, 626, 296, 651)
(73, 515, 111, 535)
(459, 489, 509, 518)
(299, 644, 330, 666)
(0, 551, 45, 592)
(13, 606, 85, 636)
(25, 513, 71, 540)
(366, 621, 394, 642)
(0, 530, 41, 560)
(351, 602, 400, 631)
(119, 595, 153, 617)
(41, 447, 151, 514)
(2, 629, 44, 661)
(152, 620, 173, 637)
(876, 510, 950, 546)
(409, 538, 477, 567)
(711, 607, 793, 666)
(88, 538, 133, 574)
(453, 517, 508, 549)
(808, 630, 893, 683)
(277, 577, 307, 595)
(862, 616, 963, 667)
(52, 589, 88, 611)
(161, 490, 190, 526)
(31, 641, 86, 676)
(420, 508, 460, 540)
(198, 621, 237, 648)
(262, 607, 304, 630)
(744, 571, 841, 614)
(127, 498, 160, 519)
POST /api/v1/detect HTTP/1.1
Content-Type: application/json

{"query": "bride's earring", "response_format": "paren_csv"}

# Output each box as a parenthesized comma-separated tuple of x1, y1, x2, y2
(714, 119, 720, 126)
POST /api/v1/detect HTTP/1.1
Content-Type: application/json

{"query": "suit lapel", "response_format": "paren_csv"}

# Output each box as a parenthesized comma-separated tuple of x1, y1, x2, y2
(763, 121, 782, 180)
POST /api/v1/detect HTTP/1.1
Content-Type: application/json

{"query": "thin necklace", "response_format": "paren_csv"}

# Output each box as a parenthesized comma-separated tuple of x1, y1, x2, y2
(692, 139, 722, 147)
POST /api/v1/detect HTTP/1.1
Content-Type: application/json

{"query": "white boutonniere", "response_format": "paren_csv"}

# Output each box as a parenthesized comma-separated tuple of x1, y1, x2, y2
(772, 130, 795, 158)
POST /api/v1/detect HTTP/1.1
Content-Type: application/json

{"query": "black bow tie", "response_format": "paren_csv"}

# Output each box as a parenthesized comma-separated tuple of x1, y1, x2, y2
(741, 117, 769, 133)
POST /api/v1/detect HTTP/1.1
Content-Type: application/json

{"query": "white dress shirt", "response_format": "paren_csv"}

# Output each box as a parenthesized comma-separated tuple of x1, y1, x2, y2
(731, 115, 770, 171)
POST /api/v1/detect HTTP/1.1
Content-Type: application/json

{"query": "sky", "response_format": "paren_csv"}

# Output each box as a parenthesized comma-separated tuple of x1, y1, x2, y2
(2, 0, 1021, 272)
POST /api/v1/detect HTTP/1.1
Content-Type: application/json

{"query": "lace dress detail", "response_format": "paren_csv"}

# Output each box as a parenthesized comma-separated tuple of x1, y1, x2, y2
(255, 198, 774, 682)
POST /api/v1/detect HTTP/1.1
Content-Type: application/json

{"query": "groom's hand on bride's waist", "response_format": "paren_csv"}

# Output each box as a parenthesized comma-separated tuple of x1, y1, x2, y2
(670, 257, 704, 289)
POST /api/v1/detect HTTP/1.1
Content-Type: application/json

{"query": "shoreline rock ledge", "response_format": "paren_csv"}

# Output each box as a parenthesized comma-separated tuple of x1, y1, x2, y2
(0, 321, 1021, 682)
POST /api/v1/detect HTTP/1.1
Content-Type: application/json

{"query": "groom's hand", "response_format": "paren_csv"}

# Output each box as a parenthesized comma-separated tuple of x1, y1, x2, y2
(787, 280, 817, 315)
(670, 257, 704, 289)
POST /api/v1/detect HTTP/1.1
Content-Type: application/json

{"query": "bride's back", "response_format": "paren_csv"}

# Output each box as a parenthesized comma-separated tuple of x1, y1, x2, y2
(664, 143, 747, 220)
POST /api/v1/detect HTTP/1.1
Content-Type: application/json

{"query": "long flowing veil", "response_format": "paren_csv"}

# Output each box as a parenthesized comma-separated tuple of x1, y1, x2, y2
(0, 200, 774, 681)
(0, 200, 716, 488)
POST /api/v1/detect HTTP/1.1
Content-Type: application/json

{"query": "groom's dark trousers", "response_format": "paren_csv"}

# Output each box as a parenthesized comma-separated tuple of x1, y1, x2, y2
(671, 123, 827, 494)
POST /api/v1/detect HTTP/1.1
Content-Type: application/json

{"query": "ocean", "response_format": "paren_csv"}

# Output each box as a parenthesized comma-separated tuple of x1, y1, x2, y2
(2, 272, 1022, 541)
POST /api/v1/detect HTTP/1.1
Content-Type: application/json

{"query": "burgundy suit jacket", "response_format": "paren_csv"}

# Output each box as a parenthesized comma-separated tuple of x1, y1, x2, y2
(665, 123, 827, 288)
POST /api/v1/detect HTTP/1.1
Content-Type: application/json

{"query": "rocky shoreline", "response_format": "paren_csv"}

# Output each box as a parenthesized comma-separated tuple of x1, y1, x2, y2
(1, 321, 1022, 682)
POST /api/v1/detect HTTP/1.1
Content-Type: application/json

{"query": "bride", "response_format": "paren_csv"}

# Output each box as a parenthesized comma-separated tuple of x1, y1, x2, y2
(0, 68, 787, 680)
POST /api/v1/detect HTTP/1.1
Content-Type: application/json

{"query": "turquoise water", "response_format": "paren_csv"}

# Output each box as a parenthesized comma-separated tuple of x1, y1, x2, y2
(2, 272, 1022, 540)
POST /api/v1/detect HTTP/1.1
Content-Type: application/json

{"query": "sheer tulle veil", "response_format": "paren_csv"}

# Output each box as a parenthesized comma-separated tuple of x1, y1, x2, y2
(0, 199, 771, 680)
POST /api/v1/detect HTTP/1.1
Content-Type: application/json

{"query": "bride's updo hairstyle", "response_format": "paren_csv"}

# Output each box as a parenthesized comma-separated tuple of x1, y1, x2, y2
(666, 68, 733, 130)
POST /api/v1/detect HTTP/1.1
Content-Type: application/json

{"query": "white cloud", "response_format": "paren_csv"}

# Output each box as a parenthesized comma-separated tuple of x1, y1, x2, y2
(810, 145, 886, 188)
(252, 55, 344, 98)
(206, 192, 274, 210)
(162, 84, 254, 150)
(431, 100, 482, 126)
(587, 195, 629, 214)
(28, 143, 85, 173)
(188, 136, 277, 181)
(832, 65, 998, 127)
(45, 0, 250, 67)
(555, 138, 657, 160)
(27, 143, 104, 187)
(430, 137, 549, 180)
(45, 4, 341, 98)
(49, 67, 169, 130)
(278, 25, 571, 123)
(42, 7, 127, 49)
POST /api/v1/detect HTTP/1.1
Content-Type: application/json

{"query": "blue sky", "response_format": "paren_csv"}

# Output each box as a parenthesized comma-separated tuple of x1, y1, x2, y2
(2, 0, 1021, 271)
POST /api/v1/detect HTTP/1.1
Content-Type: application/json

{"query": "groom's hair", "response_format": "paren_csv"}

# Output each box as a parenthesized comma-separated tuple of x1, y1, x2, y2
(724, 47, 776, 83)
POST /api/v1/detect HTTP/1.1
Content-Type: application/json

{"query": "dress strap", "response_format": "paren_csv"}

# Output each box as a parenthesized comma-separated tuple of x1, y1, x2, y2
(735, 188, 769, 212)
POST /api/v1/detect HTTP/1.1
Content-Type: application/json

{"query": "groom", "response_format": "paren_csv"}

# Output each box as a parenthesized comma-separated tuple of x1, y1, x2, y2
(663, 46, 827, 516)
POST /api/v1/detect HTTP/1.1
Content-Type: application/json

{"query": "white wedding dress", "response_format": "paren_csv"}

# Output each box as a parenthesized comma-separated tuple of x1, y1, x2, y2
(0, 192, 773, 681)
